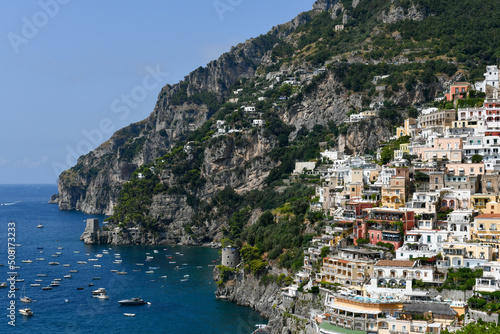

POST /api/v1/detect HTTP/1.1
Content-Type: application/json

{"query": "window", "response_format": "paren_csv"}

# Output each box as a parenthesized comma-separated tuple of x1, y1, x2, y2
(427, 236, 431, 242)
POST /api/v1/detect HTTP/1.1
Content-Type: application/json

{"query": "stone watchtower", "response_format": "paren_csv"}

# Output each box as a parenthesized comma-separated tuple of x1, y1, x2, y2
(85, 218, 100, 233)
(221, 247, 240, 268)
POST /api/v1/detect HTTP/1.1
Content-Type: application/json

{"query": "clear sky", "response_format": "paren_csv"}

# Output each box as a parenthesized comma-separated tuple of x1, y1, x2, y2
(0, 0, 315, 184)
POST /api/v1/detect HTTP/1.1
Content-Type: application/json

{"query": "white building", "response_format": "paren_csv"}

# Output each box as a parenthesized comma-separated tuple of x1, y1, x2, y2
(252, 119, 265, 127)
(243, 106, 256, 112)
(475, 65, 499, 93)
(320, 150, 344, 162)
(447, 209, 476, 242)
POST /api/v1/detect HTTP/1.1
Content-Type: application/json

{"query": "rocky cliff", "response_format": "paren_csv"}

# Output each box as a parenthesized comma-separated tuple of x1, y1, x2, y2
(56, 0, 461, 245)
(214, 267, 325, 334)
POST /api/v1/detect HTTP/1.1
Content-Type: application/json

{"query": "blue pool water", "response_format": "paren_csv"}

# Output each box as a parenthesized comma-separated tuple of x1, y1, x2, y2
(0, 184, 265, 333)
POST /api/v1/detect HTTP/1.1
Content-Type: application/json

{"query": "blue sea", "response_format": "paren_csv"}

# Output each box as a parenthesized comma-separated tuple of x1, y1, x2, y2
(0, 184, 265, 333)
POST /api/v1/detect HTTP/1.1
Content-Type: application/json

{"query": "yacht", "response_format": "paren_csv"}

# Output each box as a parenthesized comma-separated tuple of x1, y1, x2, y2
(96, 293, 109, 300)
(21, 260, 33, 263)
(30, 284, 41, 287)
(48, 262, 59, 265)
(37, 224, 43, 228)
(63, 264, 71, 267)
(0, 282, 7, 288)
(77, 261, 87, 264)
(36, 258, 45, 261)
(118, 297, 147, 306)
(69, 270, 78, 273)
(19, 308, 33, 316)
(64, 274, 72, 279)
(124, 313, 135, 317)
(42, 286, 52, 290)
(92, 288, 106, 295)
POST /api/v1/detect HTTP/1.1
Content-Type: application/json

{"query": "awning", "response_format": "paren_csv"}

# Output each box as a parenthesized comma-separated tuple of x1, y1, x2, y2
(328, 302, 382, 315)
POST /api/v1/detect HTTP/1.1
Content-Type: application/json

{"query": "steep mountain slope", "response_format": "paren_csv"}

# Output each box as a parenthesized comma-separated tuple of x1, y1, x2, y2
(57, 0, 500, 245)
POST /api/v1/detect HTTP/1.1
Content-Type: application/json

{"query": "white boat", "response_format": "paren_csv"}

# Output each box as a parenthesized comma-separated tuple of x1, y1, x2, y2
(136, 263, 144, 266)
(88, 258, 98, 261)
(30, 284, 41, 287)
(110, 270, 118, 273)
(57, 247, 63, 250)
(54, 278, 62, 281)
(160, 275, 167, 278)
(19, 308, 33, 316)
(56, 252, 62, 255)
(64, 275, 72, 278)
(36, 258, 44, 261)
(20, 283, 32, 303)
(153, 250, 159, 254)
(37, 224, 43, 228)
(96, 293, 109, 300)
(145, 270, 154, 274)
(95, 254, 103, 258)
(42, 286, 52, 290)
(70, 270, 78, 273)
(77, 261, 87, 264)
(34, 279, 42, 282)
(37, 274, 47, 277)
(50, 282, 60, 287)
(124, 313, 135, 317)
(22, 260, 33, 263)
(94, 264, 101, 268)
(0, 282, 7, 288)
(180, 279, 188, 282)
(117, 272, 127, 275)
(183, 274, 189, 278)
(48, 262, 59, 265)
(113, 260, 122, 264)
(63, 264, 71, 267)
(73, 251, 80, 254)
(92, 288, 106, 295)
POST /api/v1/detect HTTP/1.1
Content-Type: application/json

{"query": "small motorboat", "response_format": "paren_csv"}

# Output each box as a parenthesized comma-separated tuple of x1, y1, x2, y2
(70, 270, 78, 273)
(0, 282, 7, 288)
(21, 260, 33, 263)
(117, 272, 127, 275)
(19, 308, 33, 316)
(64, 275, 72, 279)
(63, 264, 71, 267)
(118, 297, 147, 306)
(77, 261, 87, 264)
(30, 284, 41, 287)
(92, 288, 106, 295)
(42, 286, 52, 290)
(37, 224, 43, 228)
(145, 270, 154, 274)
(36, 258, 45, 261)
(124, 313, 135, 317)
(96, 293, 109, 300)
(48, 262, 59, 265)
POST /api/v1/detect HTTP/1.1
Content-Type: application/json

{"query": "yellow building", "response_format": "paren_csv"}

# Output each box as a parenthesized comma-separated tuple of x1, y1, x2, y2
(320, 257, 375, 294)
(381, 177, 406, 209)
(394, 143, 410, 160)
(396, 118, 417, 138)
(471, 194, 498, 212)
(442, 242, 494, 267)
(471, 214, 500, 245)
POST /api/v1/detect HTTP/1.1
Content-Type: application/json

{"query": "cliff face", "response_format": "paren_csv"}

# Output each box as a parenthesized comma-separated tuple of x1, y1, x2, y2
(214, 267, 324, 334)
(57, 0, 453, 244)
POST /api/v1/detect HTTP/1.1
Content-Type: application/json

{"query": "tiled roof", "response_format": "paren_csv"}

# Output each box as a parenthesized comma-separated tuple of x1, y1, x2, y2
(375, 260, 415, 267)
(476, 214, 500, 219)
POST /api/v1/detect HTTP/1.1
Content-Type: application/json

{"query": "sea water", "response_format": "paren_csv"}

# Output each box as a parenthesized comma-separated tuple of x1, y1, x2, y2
(0, 184, 265, 333)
